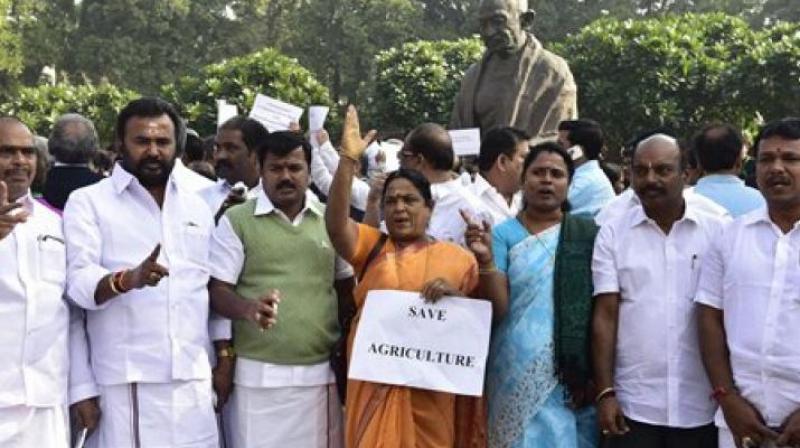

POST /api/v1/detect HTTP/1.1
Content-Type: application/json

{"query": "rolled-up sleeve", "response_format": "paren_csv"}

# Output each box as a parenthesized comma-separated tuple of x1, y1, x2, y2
(591, 223, 619, 296)
(209, 216, 245, 284)
(68, 304, 98, 405)
(63, 190, 111, 310)
(695, 231, 725, 309)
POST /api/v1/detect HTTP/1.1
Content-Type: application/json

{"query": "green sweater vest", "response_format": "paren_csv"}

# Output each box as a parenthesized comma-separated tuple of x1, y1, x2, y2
(226, 199, 339, 365)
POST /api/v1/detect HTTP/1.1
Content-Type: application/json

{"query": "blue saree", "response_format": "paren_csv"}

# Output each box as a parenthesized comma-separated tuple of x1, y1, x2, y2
(487, 218, 598, 448)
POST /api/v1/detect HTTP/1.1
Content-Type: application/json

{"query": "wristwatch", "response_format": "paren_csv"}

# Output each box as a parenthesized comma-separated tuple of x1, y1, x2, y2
(217, 347, 236, 358)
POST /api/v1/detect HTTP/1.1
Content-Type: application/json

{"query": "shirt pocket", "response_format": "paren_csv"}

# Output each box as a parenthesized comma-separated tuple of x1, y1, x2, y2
(37, 235, 66, 287)
(181, 224, 210, 267)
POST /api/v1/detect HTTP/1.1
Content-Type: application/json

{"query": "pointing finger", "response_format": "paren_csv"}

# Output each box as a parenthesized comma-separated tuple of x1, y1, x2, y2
(148, 244, 161, 262)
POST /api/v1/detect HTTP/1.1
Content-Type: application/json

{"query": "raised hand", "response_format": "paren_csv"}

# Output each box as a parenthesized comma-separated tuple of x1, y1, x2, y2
(366, 173, 387, 205)
(460, 209, 493, 267)
(124, 244, 170, 290)
(340, 105, 377, 162)
(0, 180, 29, 240)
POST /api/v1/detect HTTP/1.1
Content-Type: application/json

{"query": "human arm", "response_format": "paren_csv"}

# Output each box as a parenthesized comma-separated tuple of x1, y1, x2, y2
(324, 105, 376, 260)
(362, 174, 386, 227)
(461, 210, 508, 320)
(68, 304, 100, 435)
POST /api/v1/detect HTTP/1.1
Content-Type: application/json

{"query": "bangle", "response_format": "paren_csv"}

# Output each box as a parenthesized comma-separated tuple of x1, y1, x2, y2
(217, 347, 236, 358)
(479, 264, 497, 275)
(113, 270, 130, 293)
(595, 387, 616, 403)
(108, 273, 122, 295)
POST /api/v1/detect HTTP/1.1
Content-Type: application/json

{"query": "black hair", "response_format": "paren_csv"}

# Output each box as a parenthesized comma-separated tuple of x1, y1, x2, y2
(256, 131, 311, 166)
(115, 97, 185, 154)
(477, 127, 530, 172)
(753, 118, 800, 157)
(692, 124, 743, 173)
(219, 116, 269, 152)
(521, 141, 575, 212)
(183, 133, 205, 163)
(382, 168, 434, 209)
(405, 123, 454, 171)
(558, 119, 604, 160)
(48, 114, 99, 164)
(522, 141, 576, 181)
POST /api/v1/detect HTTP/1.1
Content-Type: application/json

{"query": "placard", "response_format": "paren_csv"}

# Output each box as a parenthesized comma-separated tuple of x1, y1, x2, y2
(216, 100, 238, 128)
(449, 128, 482, 156)
(308, 105, 330, 131)
(249, 94, 304, 132)
(349, 289, 492, 396)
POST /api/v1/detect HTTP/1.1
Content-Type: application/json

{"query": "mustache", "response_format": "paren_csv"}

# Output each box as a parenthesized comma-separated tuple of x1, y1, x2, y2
(137, 156, 167, 169)
(276, 180, 296, 190)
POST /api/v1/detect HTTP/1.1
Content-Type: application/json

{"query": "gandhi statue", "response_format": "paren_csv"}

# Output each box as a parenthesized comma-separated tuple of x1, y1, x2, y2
(450, 0, 578, 138)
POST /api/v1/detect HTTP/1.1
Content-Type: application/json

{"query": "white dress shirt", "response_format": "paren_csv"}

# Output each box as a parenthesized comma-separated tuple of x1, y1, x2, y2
(595, 187, 729, 227)
(0, 193, 69, 408)
(172, 158, 215, 192)
(696, 207, 800, 428)
(198, 179, 264, 217)
(63, 164, 215, 386)
(592, 201, 729, 427)
(310, 142, 371, 211)
(429, 177, 491, 246)
(468, 173, 521, 225)
(210, 189, 351, 388)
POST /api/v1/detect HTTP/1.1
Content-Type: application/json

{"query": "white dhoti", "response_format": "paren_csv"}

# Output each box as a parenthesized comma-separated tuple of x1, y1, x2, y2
(228, 383, 343, 448)
(0, 405, 69, 447)
(88, 380, 219, 448)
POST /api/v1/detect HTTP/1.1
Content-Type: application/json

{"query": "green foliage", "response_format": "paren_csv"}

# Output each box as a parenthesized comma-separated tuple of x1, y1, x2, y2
(161, 48, 333, 137)
(555, 13, 761, 150)
(369, 38, 483, 133)
(0, 81, 139, 143)
(723, 22, 800, 125)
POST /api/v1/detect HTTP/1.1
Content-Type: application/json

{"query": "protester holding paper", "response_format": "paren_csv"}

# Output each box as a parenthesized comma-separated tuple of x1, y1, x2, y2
(488, 141, 599, 448)
(326, 105, 506, 448)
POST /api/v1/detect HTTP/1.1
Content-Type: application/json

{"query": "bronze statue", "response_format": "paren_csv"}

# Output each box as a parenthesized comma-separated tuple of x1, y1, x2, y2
(450, 0, 578, 137)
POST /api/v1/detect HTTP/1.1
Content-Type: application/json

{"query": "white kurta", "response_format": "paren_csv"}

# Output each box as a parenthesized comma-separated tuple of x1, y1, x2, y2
(0, 193, 70, 447)
(64, 164, 218, 446)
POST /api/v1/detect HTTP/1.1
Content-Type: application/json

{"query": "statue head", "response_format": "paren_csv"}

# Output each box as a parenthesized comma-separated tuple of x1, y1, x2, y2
(479, 0, 535, 56)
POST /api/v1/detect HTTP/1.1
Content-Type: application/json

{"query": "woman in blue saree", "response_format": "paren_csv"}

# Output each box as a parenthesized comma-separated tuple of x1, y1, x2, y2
(487, 142, 600, 448)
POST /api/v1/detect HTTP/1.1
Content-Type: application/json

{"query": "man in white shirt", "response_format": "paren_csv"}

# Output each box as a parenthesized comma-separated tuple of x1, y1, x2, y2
(399, 122, 490, 244)
(208, 131, 351, 447)
(63, 98, 219, 447)
(558, 119, 616, 216)
(0, 117, 71, 447)
(199, 116, 267, 219)
(697, 118, 800, 448)
(470, 126, 527, 225)
(592, 134, 727, 447)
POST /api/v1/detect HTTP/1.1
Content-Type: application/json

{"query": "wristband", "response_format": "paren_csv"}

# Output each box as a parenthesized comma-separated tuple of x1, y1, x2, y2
(108, 273, 121, 295)
(113, 270, 130, 293)
(710, 386, 732, 402)
(217, 347, 236, 358)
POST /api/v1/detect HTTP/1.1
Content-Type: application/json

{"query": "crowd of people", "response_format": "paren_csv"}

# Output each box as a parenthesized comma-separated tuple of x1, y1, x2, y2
(1, 93, 800, 448)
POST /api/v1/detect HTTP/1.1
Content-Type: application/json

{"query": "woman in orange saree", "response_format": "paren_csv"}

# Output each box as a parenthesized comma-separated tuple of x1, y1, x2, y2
(325, 106, 507, 448)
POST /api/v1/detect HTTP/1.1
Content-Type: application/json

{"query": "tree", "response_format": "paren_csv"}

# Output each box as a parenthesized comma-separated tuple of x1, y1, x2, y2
(555, 13, 760, 151)
(0, 81, 139, 142)
(161, 47, 332, 136)
(368, 38, 483, 133)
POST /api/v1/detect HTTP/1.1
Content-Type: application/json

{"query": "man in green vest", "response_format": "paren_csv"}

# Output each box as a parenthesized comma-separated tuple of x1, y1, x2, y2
(208, 131, 352, 448)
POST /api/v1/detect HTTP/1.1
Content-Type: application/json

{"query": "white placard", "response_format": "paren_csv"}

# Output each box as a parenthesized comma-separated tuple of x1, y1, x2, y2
(449, 128, 482, 156)
(349, 289, 492, 396)
(308, 105, 330, 132)
(216, 100, 239, 128)
(249, 94, 304, 132)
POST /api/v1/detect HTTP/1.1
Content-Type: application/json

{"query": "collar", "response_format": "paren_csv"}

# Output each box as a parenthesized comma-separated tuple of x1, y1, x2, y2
(53, 162, 91, 168)
(575, 159, 600, 174)
(254, 188, 323, 218)
(628, 199, 701, 228)
(430, 176, 463, 199)
(741, 207, 800, 233)
(110, 162, 178, 195)
(472, 173, 494, 195)
(13, 190, 35, 215)
(696, 174, 744, 186)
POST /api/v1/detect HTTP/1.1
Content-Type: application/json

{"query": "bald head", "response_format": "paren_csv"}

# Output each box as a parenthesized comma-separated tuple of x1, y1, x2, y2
(403, 123, 454, 172)
(49, 113, 99, 164)
(479, 0, 531, 55)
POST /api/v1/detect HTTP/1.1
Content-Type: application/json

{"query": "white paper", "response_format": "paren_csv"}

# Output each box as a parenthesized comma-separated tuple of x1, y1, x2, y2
(216, 100, 238, 128)
(449, 128, 482, 156)
(249, 94, 304, 132)
(308, 105, 330, 132)
(349, 290, 492, 396)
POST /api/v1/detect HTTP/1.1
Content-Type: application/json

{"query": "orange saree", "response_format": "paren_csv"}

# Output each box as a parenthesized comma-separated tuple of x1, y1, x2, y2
(345, 224, 488, 448)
